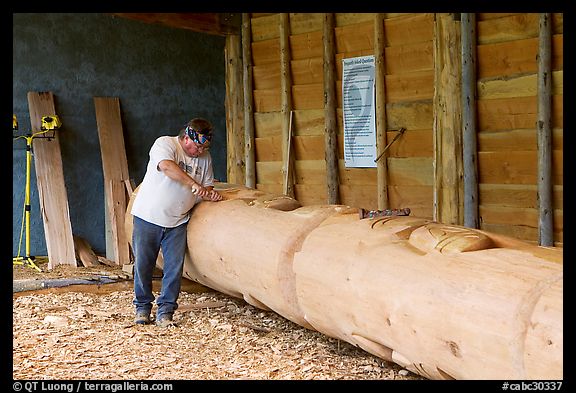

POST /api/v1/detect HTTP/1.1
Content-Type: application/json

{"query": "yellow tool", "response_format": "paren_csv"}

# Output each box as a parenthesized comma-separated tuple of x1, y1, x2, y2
(13, 114, 62, 272)
(41, 115, 62, 130)
(13, 114, 18, 130)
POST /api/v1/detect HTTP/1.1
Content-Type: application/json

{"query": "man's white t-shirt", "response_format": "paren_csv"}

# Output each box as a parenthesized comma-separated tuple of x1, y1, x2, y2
(131, 136, 214, 228)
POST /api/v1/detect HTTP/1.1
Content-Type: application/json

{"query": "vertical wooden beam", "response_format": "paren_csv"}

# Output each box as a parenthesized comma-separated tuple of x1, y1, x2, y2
(433, 13, 463, 225)
(242, 13, 256, 189)
(461, 13, 479, 229)
(27, 91, 76, 269)
(280, 13, 295, 198)
(374, 13, 389, 210)
(225, 34, 245, 185)
(322, 13, 340, 205)
(537, 13, 553, 246)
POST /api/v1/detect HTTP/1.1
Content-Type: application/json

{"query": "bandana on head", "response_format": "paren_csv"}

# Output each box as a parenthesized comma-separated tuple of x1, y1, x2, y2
(186, 125, 212, 145)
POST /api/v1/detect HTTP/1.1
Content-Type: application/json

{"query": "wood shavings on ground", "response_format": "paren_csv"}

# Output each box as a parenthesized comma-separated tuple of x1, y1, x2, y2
(13, 285, 424, 380)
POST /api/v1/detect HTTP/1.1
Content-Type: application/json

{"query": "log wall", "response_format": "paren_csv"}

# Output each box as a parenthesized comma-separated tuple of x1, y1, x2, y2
(249, 13, 435, 217)
(231, 13, 563, 245)
(476, 13, 563, 245)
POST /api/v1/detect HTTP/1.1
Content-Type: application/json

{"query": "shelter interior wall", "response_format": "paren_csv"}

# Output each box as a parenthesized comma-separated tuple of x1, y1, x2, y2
(245, 12, 563, 245)
(475, 13, 563, 245)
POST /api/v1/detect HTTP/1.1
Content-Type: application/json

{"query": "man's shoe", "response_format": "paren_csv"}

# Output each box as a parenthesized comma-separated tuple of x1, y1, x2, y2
(134, 311, 151, 325)
(156, 314, 177, 328)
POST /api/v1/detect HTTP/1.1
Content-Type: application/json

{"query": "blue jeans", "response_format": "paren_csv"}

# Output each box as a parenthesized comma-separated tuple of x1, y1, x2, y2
(132, 216, 187, 319)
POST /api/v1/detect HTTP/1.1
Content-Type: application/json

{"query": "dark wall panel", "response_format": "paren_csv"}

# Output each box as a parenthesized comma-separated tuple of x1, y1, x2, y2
(13, 13, 227, 257)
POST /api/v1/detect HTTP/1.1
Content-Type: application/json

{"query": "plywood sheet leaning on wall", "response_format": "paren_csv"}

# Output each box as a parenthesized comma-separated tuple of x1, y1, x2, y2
(94, 97, 130, 266)
(125, 183, 562, 380)
(27, 91, 76, 269)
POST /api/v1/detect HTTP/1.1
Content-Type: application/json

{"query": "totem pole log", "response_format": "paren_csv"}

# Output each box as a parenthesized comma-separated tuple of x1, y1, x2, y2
(125, 183, 563, 380)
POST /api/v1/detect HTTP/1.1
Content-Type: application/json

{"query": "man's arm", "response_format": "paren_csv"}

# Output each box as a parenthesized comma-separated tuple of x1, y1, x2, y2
(157, 159, 210, 197)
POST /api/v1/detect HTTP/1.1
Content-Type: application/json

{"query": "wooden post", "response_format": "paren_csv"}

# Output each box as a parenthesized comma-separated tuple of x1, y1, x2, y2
(433, 13, 463, 225)
(374, 13, 389, 211)
(537, 13, 553, 246)
(322, 13, 340, 205)
(461, 13, 479, 229)
(280, 13, 295, 198)
(225, 34, 245, 185)
(242, 13, 256, 189)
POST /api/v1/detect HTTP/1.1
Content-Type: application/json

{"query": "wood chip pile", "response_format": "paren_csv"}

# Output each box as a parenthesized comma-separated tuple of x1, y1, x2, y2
(13, 265, 424, 380)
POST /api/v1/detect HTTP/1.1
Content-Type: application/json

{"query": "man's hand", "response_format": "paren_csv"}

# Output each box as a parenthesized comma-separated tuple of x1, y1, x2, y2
(207, 190, 223, 202)
(191, 183, 210, 198)
(191, 184, 222, 201)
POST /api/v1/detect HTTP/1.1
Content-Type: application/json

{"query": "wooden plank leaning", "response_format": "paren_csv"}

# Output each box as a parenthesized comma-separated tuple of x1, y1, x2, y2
(27, 91, 76, 269)
(93, 97, 130, 266)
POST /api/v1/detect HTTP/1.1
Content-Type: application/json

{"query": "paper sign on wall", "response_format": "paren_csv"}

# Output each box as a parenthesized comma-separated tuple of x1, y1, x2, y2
(342, 55, 377, 168)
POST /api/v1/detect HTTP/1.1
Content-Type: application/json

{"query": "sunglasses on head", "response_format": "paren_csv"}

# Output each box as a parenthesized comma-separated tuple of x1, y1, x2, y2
(186, 126, 213, 145)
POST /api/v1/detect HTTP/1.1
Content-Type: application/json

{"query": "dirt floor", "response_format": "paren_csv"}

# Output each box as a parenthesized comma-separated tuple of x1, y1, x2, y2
(13, 260, 425, 381)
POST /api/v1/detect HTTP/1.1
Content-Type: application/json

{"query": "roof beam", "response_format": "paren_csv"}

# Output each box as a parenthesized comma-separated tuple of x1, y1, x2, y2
(110, 13, 241, 36)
